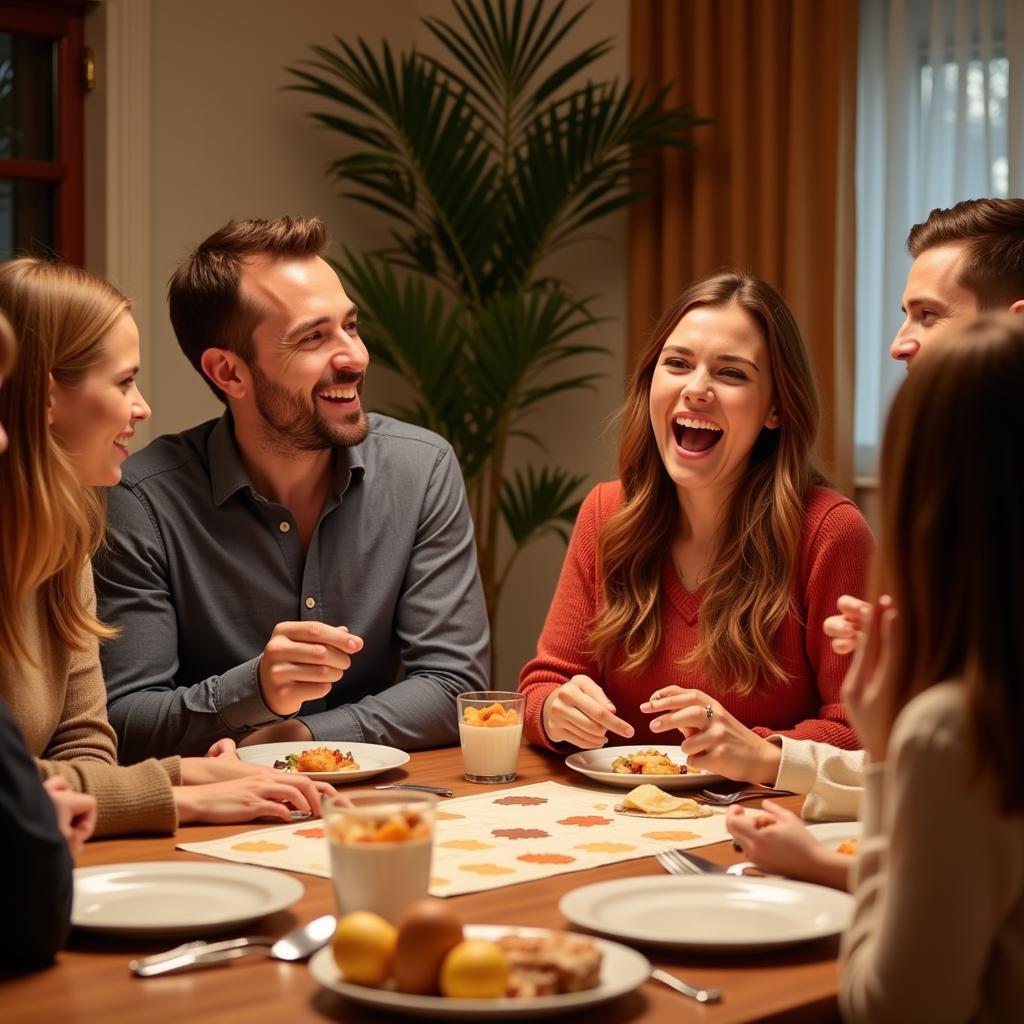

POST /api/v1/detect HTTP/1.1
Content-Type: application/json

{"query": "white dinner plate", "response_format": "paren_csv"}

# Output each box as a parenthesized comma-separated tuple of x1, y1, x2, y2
(308, 924, 650, 1019)
(807, 820, 863, 852)
(72, 861, 304, 937)
(237, 740, 410, 782)
(564, 745, 724, 789)
(559, 875, 854, 952)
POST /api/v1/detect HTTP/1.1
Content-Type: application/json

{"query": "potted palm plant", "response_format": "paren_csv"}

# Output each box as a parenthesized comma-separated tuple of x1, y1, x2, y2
(288, 0, 702, 673)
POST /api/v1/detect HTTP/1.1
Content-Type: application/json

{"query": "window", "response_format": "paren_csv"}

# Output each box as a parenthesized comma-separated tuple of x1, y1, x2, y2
(0, 2, 88, 264)
(854, 0, 1019, 476)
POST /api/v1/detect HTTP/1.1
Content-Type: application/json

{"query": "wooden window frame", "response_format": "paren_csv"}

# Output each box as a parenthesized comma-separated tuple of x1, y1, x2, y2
(0, 0, 90, 264)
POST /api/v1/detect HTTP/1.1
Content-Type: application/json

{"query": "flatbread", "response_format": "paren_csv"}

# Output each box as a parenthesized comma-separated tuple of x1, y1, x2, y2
(615, 784, 713, 819)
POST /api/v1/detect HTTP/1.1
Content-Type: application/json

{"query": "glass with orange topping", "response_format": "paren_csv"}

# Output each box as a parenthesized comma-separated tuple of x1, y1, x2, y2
(457, 690, 525, 783)
(324, 790, 437, 923)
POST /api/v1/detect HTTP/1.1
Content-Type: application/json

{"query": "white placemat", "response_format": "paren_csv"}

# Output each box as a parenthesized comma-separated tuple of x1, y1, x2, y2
(178, 780, 728, 897)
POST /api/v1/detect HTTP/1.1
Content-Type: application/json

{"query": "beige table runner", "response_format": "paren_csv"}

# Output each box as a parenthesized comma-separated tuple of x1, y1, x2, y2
(178, 780, 729, 897)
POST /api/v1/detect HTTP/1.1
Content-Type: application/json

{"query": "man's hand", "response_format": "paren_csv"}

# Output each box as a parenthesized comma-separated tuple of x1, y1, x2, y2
(641, 686, 782, 784)
(258, 621, 364, 716)
(43, 776, 97, 857)
(822, 594, 874, 655)
(541, 675, 634, 748)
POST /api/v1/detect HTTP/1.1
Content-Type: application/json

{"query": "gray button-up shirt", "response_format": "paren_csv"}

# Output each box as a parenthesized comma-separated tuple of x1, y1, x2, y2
(95, 412, 490, 762)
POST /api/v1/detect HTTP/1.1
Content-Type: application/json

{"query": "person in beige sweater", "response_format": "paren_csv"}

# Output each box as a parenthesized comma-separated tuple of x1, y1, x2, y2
(734, 316, 1024, 1023)
(0, 259, 332, 837)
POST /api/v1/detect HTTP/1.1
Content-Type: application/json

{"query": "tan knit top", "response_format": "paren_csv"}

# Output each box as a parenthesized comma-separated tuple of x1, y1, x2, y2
(0, 565, 180, 836)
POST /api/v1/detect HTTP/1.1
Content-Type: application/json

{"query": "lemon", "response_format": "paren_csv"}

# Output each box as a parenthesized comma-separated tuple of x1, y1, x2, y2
(439, 938, 509, 998)
(332, 911, 397, 986)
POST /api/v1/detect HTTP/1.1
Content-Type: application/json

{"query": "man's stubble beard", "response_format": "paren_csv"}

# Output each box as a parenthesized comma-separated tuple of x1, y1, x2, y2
(248, 362, 369, 455)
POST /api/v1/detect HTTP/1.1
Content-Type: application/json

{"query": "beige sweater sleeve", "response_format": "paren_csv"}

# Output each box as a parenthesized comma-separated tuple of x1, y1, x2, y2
(839, 682, 1024, 1024)
(771, 736, 865, 821)
(34, 569, 180, 836)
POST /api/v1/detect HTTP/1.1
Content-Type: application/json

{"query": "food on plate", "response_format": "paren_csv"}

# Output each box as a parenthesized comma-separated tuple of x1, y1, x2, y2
(461, 702, 520, 727)
(333, 911, 397, 986)
(329, 808, 431, 845)
(393, 899, 464, 995)
(333, 898, 603, 1000)
(440, 938, 509, 998)
(610, 749, 683, 775)
(836, 838, 860, 856)
(615, 783, 713, 818)
(273, 746, 359, 773)
(498, 931, 603, 997)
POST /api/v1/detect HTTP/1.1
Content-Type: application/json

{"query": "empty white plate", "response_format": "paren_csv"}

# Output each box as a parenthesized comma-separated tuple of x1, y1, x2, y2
(72, 861, 304, 936)
(237, 740, 410, 782)
(309, 924, 650, 1019)
(559, 874, 853, 952)
(564, 745, 724, 789)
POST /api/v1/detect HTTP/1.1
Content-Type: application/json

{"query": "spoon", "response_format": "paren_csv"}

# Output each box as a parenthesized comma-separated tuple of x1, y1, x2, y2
(130, 914, 336, 977)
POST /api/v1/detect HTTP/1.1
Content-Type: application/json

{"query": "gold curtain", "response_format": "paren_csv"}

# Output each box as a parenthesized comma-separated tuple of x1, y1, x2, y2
(629, 0, 859, 493)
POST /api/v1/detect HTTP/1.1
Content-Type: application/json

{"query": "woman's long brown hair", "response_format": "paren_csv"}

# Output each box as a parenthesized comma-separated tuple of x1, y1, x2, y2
(0, 259, 129, 664)
(875, 314, 1024, 812)
(588, 272, 823, 693)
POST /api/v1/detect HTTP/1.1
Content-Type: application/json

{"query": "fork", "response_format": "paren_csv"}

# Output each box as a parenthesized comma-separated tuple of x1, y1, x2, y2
(656, 849, 754, 877)
(697, 787, 795, 806)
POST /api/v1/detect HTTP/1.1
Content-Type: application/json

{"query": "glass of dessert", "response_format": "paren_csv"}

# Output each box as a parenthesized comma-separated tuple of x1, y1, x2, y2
(457, 690, 525, 784)
(324, 790, 437, 923)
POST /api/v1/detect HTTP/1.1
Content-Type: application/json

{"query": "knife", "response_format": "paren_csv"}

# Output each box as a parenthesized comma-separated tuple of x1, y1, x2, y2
(373, 782, 454, 797)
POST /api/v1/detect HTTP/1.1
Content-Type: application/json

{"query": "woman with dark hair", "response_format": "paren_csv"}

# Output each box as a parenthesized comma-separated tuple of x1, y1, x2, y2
(519, 272, 873, 783)
(733, 314, 1024, 1021)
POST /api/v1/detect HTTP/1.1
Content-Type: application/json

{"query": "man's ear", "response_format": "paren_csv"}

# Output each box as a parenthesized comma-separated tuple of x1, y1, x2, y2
(47, 372, 56, 425)
(200, 348, 247, 400)
(764, 406, 781, 430)
(1009, 298, 1024, 316)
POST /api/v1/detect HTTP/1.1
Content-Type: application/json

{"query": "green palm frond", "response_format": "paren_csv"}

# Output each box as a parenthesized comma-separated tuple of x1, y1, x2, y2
(291, 0, 707, 671)
(289, 40, 503, 303)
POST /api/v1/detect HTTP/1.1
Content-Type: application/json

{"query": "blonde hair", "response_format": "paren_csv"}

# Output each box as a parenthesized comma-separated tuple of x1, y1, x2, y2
(876, 314, 1024, 811)
(589, 272, 824, 693)
(0, 259, 129, 663)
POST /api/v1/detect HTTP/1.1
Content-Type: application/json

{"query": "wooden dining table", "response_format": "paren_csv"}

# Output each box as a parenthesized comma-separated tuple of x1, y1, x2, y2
(3, 744, 843, 1024)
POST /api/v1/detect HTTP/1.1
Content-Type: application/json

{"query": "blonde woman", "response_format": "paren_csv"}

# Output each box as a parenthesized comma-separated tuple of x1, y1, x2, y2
(0, 258, 329, 836)
(519, 273, 873, 783)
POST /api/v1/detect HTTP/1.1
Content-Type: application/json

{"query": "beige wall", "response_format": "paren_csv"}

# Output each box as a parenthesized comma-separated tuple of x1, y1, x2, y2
(86, 0, 628, 686)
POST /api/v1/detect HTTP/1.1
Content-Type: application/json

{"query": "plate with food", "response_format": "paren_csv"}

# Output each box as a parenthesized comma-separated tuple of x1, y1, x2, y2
(309, 917, 650, 1019)
(72, 862, 303, 937)
(564, 745, 724, 789)
(807, 820, 863, 856)
(237, 740, 409, 782)
(560, 875, 854, 952)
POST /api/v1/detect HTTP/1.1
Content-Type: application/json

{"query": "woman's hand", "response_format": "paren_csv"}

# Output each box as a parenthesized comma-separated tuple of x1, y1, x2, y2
(640, 686, 781, 784)
(541, 675, 634, 748)
(173, 774, 331, 825)
(180, 755, 333, 808)
(726, 800, 851, 890)
(842, 596, 898, 763)
(43, 776, 97, 857)
(822, 594, 875, 655)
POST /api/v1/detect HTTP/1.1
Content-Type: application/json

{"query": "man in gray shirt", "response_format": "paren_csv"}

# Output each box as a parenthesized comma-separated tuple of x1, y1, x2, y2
(95, 216, 489, 762)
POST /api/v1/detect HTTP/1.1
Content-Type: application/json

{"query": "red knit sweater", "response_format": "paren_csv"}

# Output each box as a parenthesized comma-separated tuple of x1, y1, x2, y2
(519, 482, 874, 751)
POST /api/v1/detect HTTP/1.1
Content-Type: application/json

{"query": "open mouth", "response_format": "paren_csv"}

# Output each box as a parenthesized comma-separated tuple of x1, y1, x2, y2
(672, 415, 723, 454)
(113, 432, 133, 453)
(317, 385, 358, 404)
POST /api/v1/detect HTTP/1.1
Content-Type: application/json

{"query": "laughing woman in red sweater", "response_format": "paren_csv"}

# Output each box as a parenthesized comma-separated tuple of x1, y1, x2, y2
(519, 272, 873, 784)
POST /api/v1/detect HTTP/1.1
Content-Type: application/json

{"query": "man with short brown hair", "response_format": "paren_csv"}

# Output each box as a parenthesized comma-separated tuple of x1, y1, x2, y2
(96, 216, 489, 761)
(890, 197, 1024, 366)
